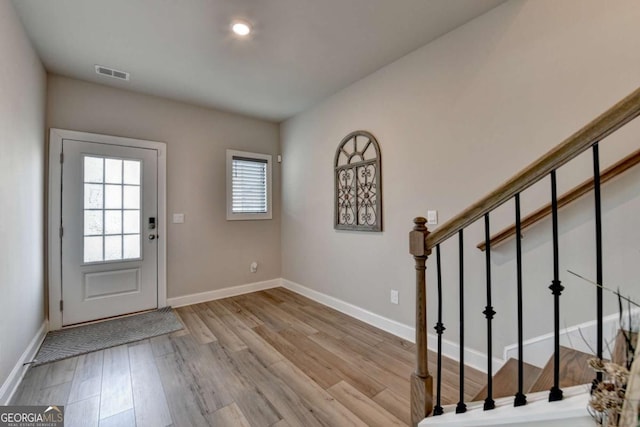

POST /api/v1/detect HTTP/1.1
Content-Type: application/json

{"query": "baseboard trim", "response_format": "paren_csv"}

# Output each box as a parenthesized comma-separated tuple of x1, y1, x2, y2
(0, 321, 48, 405)
(281, 278, 504, 374)
(166, 278, 281, 308)
(168, 277, 505, 374)
(281, 279, 415, 341)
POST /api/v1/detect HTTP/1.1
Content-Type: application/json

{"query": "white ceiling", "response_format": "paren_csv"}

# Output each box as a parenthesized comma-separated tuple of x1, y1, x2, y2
(12, 0, 505, 122)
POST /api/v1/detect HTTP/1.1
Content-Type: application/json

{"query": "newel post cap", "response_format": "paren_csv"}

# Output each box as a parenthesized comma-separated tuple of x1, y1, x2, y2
(410, 217, 431, 257)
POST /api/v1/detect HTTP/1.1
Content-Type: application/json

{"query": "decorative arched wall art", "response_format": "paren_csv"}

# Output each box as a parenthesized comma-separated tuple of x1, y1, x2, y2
(334, 130, 382, 231)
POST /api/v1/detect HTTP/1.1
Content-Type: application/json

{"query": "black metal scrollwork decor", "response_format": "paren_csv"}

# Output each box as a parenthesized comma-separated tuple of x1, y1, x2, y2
(334, 130, 382, 231)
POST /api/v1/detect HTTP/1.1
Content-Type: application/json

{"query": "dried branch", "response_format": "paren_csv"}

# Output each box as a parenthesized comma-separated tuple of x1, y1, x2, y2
(567, 271, 640, 309)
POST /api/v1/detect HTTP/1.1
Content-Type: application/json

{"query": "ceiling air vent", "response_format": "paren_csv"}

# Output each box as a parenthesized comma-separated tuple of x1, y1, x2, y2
(95, 65, 130, 81)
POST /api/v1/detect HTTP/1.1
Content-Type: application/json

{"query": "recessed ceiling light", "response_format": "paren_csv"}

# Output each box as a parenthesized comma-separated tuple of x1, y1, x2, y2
(231, 20, 251, 37)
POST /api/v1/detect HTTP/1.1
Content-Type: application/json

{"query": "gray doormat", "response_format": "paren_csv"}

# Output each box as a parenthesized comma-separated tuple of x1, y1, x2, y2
(32, 307, 183, 366)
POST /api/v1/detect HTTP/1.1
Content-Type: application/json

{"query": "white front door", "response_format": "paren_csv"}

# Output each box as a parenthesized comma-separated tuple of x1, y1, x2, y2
(60, 139, 159, 326)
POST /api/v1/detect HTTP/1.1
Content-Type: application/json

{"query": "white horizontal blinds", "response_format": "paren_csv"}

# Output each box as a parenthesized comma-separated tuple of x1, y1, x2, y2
(232, 156, 268, 214)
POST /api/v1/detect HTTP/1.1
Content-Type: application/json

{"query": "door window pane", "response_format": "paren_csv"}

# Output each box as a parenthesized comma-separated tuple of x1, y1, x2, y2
(105, 185, 122, 209)
(84, 211, 103, 235)
(123, 235, 140, 259)
(84, 184, 103, 209)
(105, 159, 123, 184)
(82, 155, 142, 263)
(123, 186, 140, 209)
(123, 160, 140, 185)
(123, 211, 140, 234)
(105, 210, 122, 234)
(104, 235, 122, 261)
(84, 236, 103, 262)
(84, 156, 104, 183)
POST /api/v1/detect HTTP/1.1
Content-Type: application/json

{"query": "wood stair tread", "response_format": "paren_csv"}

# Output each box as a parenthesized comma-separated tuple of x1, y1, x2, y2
(472, 358, 541, 401)
(529, 346, 595, 393)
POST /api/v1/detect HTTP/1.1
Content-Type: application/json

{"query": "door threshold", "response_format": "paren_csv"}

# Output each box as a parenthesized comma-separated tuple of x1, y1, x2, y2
(61, 307, 160, 329)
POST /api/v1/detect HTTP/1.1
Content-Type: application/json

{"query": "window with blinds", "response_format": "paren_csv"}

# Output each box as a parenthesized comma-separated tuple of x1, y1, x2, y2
(231, 156, 267, 213)
(226, 150, 272, 220)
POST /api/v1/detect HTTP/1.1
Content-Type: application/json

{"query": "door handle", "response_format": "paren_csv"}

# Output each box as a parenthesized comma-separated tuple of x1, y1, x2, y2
(148, 234, 157, 240)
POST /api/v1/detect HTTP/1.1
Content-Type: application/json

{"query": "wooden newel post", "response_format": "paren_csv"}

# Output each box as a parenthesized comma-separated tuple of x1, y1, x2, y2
(409, 217, 433, 426)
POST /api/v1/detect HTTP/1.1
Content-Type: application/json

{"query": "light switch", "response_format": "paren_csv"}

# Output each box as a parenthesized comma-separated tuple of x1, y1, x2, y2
(172, 213, 185, 224)
(427, 210, 438, 225)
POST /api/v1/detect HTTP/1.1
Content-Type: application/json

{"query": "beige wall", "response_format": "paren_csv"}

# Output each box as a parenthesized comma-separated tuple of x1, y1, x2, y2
(47, 76, 281, 299)
(0, 1, 46, 397)
(281, 0, 640, 353)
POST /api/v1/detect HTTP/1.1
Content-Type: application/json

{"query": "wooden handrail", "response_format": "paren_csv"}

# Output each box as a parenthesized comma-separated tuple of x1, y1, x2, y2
(477, 147, 640, 251)
(425, 86, 640, 250)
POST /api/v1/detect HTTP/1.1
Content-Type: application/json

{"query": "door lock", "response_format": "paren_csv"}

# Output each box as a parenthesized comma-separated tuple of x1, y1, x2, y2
(148, 217, 156, 230)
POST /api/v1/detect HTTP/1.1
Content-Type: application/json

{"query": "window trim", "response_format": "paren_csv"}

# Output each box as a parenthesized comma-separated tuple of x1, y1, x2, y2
(226, 149, 273, 220)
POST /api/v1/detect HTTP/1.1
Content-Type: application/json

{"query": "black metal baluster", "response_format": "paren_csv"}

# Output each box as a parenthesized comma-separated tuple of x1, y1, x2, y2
(456, 230, 467, 414)
(514, 194, 527, 407)
(593, 143, 604, 383)
(549, 171, 564, 401)
(483, 214, 496, 410)
(433, 244, 445, 416)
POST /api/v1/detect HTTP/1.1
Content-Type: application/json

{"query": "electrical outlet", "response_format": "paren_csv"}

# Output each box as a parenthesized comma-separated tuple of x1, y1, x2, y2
(390, 290, 399, 305)
(250, 261, 258, 273)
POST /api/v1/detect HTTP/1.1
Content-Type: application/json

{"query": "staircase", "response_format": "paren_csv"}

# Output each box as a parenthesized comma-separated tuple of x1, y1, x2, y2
(408, 86, 640, 427)
(528, 347, 595, 393)
(473, 347, 593, 402)
(422, 334, 635, 426)
(420, 345, 621, 426)
(472, 359, 541, 402)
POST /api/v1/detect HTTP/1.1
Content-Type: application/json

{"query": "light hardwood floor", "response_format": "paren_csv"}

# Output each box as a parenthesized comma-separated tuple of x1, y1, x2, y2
(12, 287, 484, 426)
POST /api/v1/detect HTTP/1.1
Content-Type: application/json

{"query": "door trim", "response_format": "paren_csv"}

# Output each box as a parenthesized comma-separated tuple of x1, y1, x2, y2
(48, 128, 167, 330)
